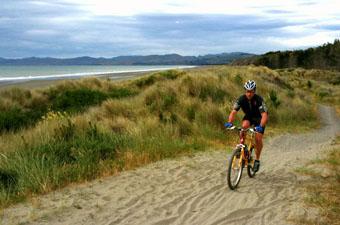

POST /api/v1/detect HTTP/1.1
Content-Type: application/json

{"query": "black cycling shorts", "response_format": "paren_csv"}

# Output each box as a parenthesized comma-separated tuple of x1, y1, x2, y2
(242, 115, 265, 134)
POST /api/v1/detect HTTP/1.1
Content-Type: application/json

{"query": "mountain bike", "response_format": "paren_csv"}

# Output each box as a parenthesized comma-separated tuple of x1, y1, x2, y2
(226, 126, 257, 190)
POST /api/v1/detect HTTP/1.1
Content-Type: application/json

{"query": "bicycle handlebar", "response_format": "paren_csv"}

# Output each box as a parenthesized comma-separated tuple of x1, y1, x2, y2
(226, 126, 257, 133)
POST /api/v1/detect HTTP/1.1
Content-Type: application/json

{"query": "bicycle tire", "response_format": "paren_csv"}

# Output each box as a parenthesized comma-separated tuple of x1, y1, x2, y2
(247, 147, 256, 178)
(227, 148, 244, 190)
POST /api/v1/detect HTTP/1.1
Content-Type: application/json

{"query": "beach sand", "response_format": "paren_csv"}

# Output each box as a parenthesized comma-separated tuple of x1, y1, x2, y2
(0, 71, 151, 90)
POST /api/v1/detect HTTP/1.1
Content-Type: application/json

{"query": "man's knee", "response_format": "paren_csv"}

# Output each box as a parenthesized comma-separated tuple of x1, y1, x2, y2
(242, 120, 250, 128)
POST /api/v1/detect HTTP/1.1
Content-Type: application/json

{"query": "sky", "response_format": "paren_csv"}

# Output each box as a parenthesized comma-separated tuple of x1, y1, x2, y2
(1, 0, 340, 58)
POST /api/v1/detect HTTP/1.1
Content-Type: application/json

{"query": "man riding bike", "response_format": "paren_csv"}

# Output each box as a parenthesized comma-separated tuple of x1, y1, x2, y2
(224, 80, 268, 172)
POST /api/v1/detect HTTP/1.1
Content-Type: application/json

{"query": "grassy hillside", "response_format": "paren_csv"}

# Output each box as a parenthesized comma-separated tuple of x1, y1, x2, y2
(233, 39, 340, 71)
(0, 65, 337, 208)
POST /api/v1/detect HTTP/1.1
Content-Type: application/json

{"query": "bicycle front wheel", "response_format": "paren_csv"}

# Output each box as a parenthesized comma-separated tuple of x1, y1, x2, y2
(227, 148, 244, 190)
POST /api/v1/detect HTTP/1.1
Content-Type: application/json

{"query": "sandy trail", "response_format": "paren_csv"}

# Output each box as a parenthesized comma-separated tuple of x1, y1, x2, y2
(1, 105, 339, 225)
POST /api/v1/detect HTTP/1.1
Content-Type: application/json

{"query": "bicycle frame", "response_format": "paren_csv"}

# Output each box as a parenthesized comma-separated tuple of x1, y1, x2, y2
(230, 127, 256, 166)
(227, 126, 258, 189)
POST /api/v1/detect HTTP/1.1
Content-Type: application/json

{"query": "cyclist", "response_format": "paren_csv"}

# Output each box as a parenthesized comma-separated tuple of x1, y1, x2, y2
(224, 80, 268, 172)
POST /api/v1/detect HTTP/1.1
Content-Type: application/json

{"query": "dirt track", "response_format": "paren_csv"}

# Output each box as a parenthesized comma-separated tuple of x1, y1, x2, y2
(1, 105, 339, 225)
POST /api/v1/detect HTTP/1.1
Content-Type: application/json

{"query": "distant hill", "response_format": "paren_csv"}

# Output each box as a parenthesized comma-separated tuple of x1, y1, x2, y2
(0, 53, 254, 66)
(232, 39, 340, 70)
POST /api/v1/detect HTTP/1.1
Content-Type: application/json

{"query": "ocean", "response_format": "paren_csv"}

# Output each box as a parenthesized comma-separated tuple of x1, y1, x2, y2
(0, 65, 196, 83)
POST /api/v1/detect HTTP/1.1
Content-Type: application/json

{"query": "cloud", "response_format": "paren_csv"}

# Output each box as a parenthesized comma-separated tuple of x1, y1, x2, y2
(268, 32, 339, 48)
(0, 0, 339, 57)
(315, 23, 340, 31)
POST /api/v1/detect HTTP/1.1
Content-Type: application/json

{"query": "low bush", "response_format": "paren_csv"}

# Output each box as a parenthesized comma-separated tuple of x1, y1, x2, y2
(159, 70, 184, 80)
(135, 75, 156, 87)
(186, 106, 196, 121)
(50, 88, 108, 113)
(268, 90, 281, 108)
(108, 87, 138, 98)
(0, 106, 46, 132)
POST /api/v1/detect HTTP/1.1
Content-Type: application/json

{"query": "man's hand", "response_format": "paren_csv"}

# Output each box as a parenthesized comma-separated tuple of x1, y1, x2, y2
(224, 122, 233, 128)
(255, 125, 264, 133)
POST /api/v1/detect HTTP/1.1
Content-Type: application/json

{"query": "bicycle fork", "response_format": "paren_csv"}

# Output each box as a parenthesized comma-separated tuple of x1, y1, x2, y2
(237, 144, 253, 167)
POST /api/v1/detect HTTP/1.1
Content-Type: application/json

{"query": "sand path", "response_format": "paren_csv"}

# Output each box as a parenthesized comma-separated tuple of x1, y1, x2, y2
(1, 105, 339, 225)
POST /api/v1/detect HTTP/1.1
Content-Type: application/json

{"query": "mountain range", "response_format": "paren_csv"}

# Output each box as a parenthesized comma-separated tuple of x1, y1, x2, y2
(0, 52, 254, 66)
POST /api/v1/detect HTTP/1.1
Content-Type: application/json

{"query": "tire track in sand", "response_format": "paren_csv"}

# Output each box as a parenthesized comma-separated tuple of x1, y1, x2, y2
(1, 105, 339, 225)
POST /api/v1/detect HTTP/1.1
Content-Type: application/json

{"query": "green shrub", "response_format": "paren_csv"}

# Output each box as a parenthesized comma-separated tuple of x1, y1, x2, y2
(0, 170, 17, 191)
(307, 80, 312, 88)
(135, 75, 156, 87)
(50, 88, 108, 113)
(0, 106, 46, 132)
(159, 70, 183, 80)
(0, 107, 26, 132)
(186, 106, 196, 121)
(108, 87, 138, 98)
(162, 94, 177, 110)
(318, 90, 331, 99)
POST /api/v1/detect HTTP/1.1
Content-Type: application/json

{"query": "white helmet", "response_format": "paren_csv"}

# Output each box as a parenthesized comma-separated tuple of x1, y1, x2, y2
(244, 80, 256, 91)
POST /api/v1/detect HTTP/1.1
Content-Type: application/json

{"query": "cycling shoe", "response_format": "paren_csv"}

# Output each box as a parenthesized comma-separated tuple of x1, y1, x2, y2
(253, 160, 260, 172)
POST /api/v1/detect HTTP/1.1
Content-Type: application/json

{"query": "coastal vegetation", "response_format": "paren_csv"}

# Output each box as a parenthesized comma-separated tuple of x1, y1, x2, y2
(233, 39, 340, 71)
(295, 135, 340, 225)
(0, 65, 338, 208)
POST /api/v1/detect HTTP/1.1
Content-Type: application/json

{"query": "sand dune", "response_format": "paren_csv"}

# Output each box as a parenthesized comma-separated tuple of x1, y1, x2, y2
(1, 105, 339, 225)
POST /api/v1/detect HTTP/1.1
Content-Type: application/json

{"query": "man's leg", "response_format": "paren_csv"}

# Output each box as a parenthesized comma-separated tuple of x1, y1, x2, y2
(255, 133, 263, 160)
(240, 120, 250, 144)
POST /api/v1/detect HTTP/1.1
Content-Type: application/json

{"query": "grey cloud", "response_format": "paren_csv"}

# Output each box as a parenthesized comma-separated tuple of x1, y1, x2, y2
(0, 0, 84, 19)
(0, 1, 336, 57)
(130, 14, 297, 41)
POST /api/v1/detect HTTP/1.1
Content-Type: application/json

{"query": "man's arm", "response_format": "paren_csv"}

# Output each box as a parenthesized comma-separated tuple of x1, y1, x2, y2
(260, 112, 268, 127)
(258, 97, 268, 127)
(228, 109, 238, 123)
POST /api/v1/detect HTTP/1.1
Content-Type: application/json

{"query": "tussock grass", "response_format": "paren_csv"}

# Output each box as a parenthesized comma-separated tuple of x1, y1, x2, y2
(276, 68, 340, 105)
(0, 78, 139, 132)
(0, 66, 330, 208)
(294, 136, 340, 225)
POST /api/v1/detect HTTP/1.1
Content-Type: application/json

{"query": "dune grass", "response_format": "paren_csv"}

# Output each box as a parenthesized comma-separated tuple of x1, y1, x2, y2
(294, 136, 340, 225)
(0, 79, 139, 133)
(0, 65, 333, 208)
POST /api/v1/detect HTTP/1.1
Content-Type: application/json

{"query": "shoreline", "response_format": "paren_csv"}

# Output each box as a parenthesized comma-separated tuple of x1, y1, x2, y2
(0, 66, 198, 90)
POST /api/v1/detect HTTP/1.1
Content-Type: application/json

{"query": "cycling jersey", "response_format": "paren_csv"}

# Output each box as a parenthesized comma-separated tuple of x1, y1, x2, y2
(233, 94, 268, 120)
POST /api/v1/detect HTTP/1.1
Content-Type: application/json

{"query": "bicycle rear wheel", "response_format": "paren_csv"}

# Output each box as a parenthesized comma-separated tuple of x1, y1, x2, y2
(227, 148, 244, 190)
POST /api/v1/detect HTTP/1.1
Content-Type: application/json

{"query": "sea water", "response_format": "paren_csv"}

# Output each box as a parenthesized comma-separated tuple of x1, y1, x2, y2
(0, 65, 195, 83)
